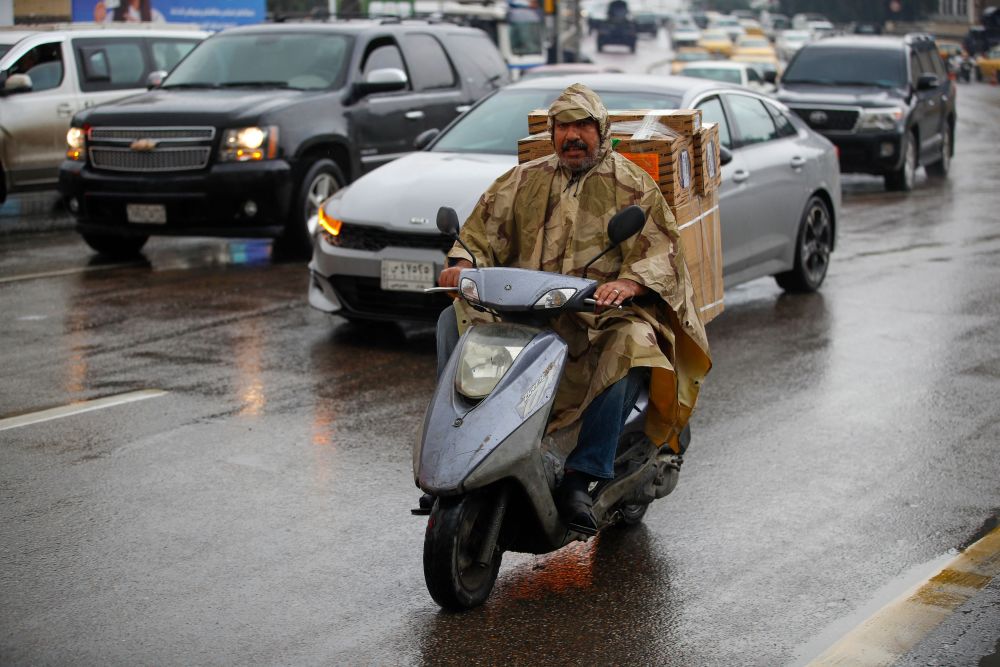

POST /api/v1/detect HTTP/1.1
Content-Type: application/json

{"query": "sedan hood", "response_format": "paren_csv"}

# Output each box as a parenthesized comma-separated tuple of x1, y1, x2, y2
(776, 84, 905, 108)
(75, 88, 319, 126)
(325, 151, 516, 231)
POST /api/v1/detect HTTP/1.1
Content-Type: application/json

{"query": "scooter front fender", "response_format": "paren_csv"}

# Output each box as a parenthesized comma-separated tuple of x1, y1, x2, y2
(415, 328, 566, 496)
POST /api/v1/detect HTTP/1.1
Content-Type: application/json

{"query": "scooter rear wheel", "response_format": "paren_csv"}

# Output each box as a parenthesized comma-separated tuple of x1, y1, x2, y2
(423, 493, 502, 610)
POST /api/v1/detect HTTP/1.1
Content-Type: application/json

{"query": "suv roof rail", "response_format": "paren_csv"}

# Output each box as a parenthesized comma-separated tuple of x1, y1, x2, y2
(904, 32, 936, 45)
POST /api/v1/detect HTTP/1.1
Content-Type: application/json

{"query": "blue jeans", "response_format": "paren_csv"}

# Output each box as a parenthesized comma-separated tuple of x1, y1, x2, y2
(565, 367, 647, 480)
(436, 305, 646, 480)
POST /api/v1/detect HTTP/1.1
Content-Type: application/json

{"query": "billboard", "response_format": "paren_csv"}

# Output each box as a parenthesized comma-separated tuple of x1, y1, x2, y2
(72, 0, 266, 31)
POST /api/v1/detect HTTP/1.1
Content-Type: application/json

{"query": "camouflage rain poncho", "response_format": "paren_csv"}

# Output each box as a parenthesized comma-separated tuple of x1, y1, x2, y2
(447, 83, 712, 453)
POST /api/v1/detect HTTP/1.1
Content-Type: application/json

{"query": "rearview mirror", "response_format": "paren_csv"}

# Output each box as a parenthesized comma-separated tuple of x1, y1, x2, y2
(719, 146, 733, 166)
(607, 205, 646, 246)
(2, 73, 32, 93)
(146, 69, 167, 89)
(436, 206, 460, 236)
(916, 73, 940, 90)
(351, 67, 408, 102)
(414, 128, 440, 150)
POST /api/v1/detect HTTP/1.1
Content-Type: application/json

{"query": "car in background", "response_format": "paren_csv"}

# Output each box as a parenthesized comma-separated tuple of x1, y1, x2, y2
(776, 33, 955, 191)
(738, 19, 766, 37)
(670, 20, 702, 47)
(680, 60, 774, 92)
(775, 29, 812, 61)
(307, 73, 840, 323)
(791, 13, 829, 30)
(733, 35, 778, 61)
(597, 0, 638, 52)
(937, 39, 963, 61)
(974, 45, 1000, 82)
(634, 12, 660, 36)
(709, 14, 746, 42)
(671, 46, 713, 73)
(698, 28, 735, 57)
(520, 63, 623, 80)
(0, 25, 206, 204)
(762, 13, 790, 40)
(59, 21, 510, 258)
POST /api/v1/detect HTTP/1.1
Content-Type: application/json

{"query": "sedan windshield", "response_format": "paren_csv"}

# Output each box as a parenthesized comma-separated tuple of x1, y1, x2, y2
(431, 88, 683, 155)
(164, 32, 352, 90)
(782, 47, 906, 87)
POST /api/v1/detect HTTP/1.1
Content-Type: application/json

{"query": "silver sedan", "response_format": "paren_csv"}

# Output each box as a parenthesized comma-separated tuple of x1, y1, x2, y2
(308, 74, 840, 323)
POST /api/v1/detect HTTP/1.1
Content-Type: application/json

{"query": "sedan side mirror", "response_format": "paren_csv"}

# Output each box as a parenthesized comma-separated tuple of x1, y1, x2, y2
(146, 69, 167, 89)
(763, 69, 777, 84)
(414, 128, 440, 150)
(719, 145, 733, 166)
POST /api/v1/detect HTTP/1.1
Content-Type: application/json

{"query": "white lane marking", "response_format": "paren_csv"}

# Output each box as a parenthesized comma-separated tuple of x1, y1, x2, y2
(0, 262, 141, 284)
(0, 390, 168, 432)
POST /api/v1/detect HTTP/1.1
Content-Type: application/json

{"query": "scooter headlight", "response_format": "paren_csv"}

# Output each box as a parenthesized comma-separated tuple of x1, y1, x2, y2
(533, 288, 577, 309)
(455, 325, 535, 399)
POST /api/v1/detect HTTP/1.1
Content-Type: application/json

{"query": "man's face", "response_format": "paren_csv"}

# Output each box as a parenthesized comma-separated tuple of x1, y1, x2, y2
(553, 118, 600, 173)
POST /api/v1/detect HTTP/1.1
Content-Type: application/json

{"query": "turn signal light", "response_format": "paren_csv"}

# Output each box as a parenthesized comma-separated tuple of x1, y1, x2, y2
(318, 207, 342, 237)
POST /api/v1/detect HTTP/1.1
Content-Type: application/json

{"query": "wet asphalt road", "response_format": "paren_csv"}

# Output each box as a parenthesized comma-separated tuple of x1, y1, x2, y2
(2, 41, 1000, 667)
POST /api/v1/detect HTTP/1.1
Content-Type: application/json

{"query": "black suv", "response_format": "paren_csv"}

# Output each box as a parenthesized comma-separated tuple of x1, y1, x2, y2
(775, 34, 955, 191)
(58, 21, 509, 257)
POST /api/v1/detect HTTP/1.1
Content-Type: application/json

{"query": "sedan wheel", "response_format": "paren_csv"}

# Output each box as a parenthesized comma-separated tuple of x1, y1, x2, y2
(775, 196, 832, 293)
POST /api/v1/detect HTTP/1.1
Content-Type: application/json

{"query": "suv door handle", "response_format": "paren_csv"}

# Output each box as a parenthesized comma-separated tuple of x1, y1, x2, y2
(56, 103, 74, 118)
(732, 169, 750, 183)
(790, 156, 806, 169)
(456, 105, 471, 113)
(405, 110, 425, 120)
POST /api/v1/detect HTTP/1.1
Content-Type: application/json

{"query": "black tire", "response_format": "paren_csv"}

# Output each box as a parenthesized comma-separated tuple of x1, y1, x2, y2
(619, 502, 648, 525)
(925, 124, 952, 178)
(423, 493, 501, 611)
(276, 158, 344, 258)
(884, 131, 917, 192)
(774, 195, 832, 293)
(80, 232, 148, 258)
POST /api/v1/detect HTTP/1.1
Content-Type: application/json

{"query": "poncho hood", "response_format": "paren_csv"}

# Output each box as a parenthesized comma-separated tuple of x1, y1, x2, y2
(547, 83, 613, 166)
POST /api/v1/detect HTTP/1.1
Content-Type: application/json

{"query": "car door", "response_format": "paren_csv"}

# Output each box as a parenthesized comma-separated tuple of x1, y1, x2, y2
(398, 33, 468, 133)
(0, 38, 75, 190)
(350, 36, 432, 175)
(908, 45, 943, 163)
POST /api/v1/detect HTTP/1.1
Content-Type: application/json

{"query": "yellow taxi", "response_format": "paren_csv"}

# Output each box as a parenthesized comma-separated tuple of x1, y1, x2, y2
(975, 46, 1000, 82)
(937, 40, 964, 61)
(698, 28, 734, 58)
(671, 46, 713, 73)
(732, 35, 778, 61)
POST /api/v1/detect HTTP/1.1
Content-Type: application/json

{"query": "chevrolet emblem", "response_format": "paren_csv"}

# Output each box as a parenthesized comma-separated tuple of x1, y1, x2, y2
(130, 138, 159, 152)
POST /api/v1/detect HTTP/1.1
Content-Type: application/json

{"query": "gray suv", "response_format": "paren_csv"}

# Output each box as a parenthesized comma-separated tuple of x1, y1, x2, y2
(0, 26, 206, 203)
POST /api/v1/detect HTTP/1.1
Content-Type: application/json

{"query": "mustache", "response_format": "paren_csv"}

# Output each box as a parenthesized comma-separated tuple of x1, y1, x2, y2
(561, 139, 589, 152)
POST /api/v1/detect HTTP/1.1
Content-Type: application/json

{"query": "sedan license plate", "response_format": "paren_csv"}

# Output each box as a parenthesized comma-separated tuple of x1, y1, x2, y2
(381, 259, 435, 293)
(126, 204, 167, 224)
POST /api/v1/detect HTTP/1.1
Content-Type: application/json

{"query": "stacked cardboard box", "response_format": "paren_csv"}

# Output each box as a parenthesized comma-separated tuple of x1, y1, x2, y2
(518, 108, 724, 323)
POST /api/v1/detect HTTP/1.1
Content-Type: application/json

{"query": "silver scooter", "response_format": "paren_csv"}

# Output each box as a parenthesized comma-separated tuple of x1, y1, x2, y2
(414, 206, 683, 610)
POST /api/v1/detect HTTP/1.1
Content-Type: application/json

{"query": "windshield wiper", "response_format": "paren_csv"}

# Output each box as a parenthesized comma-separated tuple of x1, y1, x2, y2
(217, 81, 293, 89)
(161, 82, 220, 89)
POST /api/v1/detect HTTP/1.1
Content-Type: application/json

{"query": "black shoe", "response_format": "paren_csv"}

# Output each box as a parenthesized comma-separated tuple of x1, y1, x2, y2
(556, 473, 599, 536)
(411, 492, 434, 516)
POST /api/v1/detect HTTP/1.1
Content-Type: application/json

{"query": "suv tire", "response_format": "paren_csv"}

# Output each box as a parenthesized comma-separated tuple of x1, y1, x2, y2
(774, 195, 832, 293)
(277, 158, 345, 258)
(925, 124, 952, 178)
(81, 232, 148, 258)
(885, 131, 917, 192)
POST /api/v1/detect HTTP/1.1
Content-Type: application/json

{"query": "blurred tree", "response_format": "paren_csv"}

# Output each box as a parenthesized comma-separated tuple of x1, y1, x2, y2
(776, 0, 937, 23)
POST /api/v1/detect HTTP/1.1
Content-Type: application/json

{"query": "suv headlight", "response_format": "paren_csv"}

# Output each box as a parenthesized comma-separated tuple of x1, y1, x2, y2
(858, 107, 904, 132)
(455, 325, 535, 400)
(66, 127, 86, 161)
(219, 125, 278, 162)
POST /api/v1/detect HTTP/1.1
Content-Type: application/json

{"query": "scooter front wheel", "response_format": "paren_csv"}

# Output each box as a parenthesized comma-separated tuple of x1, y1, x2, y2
(423, 493, 502, 610)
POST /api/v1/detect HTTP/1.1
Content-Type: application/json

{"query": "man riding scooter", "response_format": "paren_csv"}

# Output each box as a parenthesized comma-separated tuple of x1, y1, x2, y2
(432, 83, 712, 535)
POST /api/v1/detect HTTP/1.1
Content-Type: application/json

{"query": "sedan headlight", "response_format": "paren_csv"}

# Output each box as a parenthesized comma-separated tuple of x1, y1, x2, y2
(219, 125, 278, 162)
(858, 107, 904, 132)
(66, 127, 86, 161)
(455, 325, 535, 399)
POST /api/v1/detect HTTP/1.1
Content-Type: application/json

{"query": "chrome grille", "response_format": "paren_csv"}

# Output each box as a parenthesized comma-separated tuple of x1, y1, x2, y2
(90, 147, 212, 171)
(789, 107, 860, 132)
(89, 126, 215, 142)
(87, 126, 215, 172)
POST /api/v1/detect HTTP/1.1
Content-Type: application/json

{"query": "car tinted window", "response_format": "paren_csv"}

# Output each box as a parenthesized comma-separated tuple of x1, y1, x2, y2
(696, 95, 732, 149)
(402, 34, 455, 90)
(165, 33, 352, 90)
(928, 48, 947, 78)
(765, 101, 798, 138)
(783, 46, 906, 87)
(363, 41, 406, 76)
(76, 41, 146, 91)
(150, 38, 200, 72)
(727, 94, 778, 146)
(448, 33, 508, 85)
(432, 88, 681, 155)
(9, 42, 63, 92)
